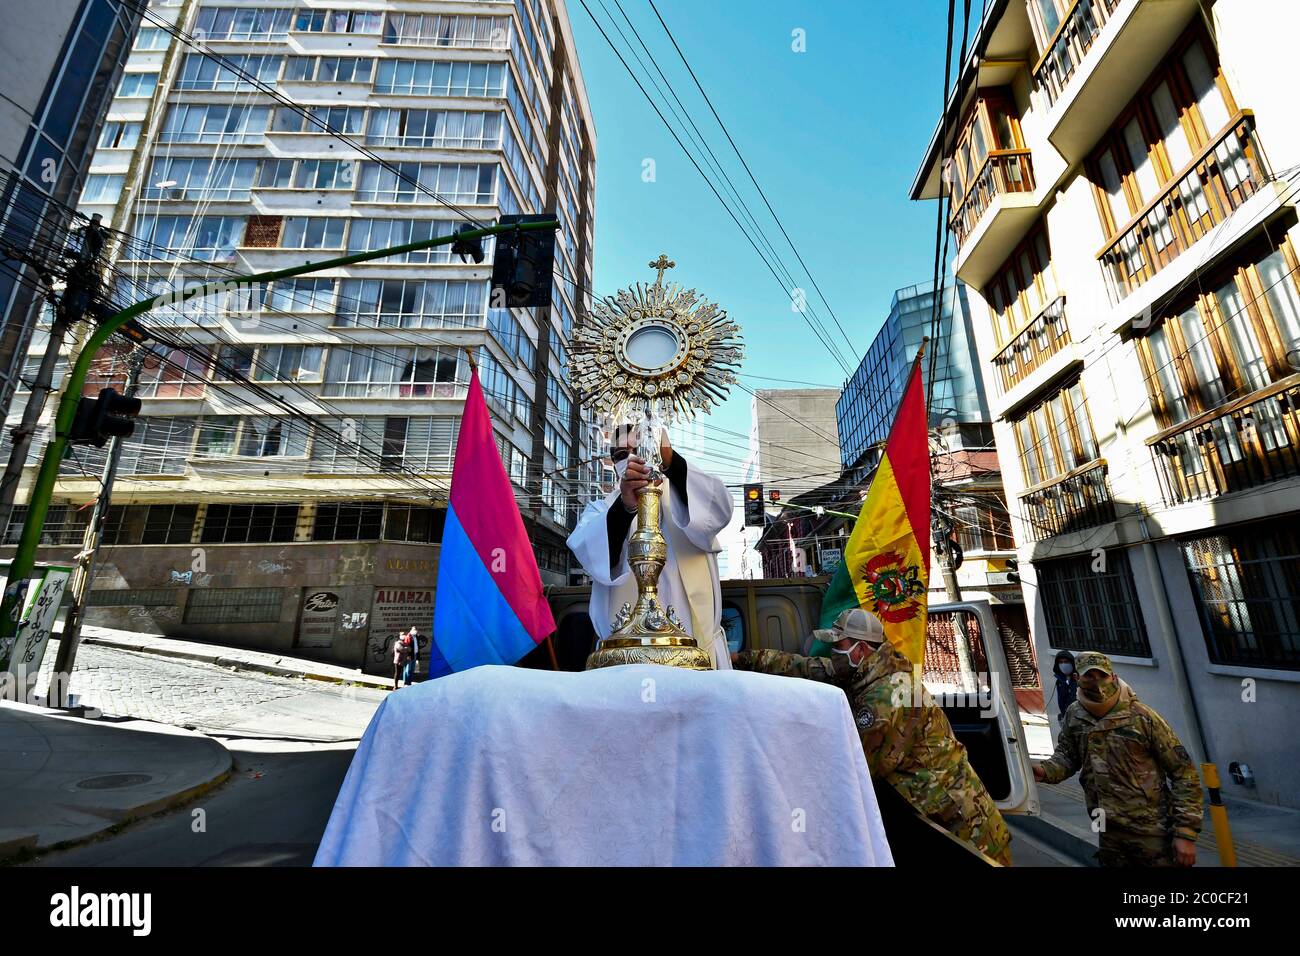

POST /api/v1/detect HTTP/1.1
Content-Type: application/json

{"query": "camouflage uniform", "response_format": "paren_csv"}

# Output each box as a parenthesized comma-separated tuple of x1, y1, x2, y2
(1038, 654, 1202, 868)
(735, 643, 1013, 866)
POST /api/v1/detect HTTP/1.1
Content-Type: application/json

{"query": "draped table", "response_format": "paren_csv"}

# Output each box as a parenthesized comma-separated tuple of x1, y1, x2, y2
(315, 663, 893, 866)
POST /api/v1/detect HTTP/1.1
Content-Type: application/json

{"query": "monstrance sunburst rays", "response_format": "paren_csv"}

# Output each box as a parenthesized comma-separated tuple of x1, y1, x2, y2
(568, 254, 744, 424)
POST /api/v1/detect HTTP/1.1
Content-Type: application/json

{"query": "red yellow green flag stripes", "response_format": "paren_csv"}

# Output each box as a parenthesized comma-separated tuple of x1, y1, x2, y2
(817, 347, 931, 666)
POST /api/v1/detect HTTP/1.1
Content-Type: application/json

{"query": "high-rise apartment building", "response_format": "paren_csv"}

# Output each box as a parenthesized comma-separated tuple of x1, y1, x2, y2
(0, 0, 140, 414)
(1, 0, 599, 673)
(912, 0, 1300, 805)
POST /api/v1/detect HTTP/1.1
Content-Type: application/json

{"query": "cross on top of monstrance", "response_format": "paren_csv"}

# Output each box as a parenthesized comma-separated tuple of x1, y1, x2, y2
(648, 253, 675, 286)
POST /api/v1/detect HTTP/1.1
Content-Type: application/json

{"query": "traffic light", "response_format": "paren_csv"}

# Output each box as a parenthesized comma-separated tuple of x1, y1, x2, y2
(68, 387, 142, 447)
(1006, 557, 1020, 584)
(744, 484, 764, 527)
(768, 489, 781, 503)
(451, 223, 485, 264)
(491, 214, 556, 308)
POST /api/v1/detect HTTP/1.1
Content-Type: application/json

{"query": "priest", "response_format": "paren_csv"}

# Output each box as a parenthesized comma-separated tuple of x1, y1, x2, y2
(568, 423, 734, 669)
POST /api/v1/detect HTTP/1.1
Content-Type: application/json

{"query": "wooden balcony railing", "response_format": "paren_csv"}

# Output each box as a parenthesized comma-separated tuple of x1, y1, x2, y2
(949, 149, 1035, 248)
(1019, 459, 1115, 541)
(1148, 375, 1300, 505)
(1098, 111, 1269, 300)
(991, 296, 1070, 393)
(1032, 0, 1122, 108)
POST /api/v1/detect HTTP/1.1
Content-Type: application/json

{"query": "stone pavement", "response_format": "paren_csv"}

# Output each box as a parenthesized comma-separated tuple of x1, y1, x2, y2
(73, 625, 392, 690)
(0, 700, 232, 862)
(34, 635, 389, 741)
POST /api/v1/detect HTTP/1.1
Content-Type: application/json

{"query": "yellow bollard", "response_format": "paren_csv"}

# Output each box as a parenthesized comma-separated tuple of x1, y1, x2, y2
(1201, 763, 1237, 868)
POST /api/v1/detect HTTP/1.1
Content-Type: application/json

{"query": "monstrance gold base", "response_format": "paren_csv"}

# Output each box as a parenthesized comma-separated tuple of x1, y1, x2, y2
(585, 636, 713, 671)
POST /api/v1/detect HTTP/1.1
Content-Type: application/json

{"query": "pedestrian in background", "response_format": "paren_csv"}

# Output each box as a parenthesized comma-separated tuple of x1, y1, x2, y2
(1052, 649, 1078, 720)
(1034, 651, 1202, 867)
(392, 630, 412, 691)
(404, 627, 422, 686)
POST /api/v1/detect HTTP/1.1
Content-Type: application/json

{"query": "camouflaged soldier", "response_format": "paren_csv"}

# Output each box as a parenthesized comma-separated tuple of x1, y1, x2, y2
(1033, 651, 1202, 867)
(733, 608, 1013, 866)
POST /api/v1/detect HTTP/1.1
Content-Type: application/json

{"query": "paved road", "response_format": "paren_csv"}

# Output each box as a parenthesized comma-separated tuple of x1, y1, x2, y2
(26, 739, 356, 867)
(36, 640, 388, 741)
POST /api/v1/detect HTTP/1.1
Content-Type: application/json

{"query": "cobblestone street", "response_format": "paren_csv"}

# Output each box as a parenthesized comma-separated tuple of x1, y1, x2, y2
(35, 639, 389, 741)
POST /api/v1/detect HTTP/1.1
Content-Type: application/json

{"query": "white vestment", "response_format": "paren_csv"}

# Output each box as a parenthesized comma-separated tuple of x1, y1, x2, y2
(567, 461, 733, 669)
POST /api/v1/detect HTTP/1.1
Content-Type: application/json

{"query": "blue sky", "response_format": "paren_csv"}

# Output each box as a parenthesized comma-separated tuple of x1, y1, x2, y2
(568, 0, 965, 488)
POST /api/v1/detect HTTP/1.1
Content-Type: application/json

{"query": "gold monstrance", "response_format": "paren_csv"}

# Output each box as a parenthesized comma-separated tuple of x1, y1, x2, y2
(569, 255, 744, 671)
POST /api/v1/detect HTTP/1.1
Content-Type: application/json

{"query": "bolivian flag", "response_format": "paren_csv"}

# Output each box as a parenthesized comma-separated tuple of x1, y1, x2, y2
(817, 348, 931, 666)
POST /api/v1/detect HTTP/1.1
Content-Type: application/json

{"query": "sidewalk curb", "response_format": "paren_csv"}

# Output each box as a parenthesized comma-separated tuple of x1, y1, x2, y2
(0, 706, 235, 864)
(81, 636, 392, 691)
(1008, 814, 1099, 867)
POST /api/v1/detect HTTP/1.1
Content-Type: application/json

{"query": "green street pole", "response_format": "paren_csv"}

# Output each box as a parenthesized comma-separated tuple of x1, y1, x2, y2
(0, 218, 558, 675)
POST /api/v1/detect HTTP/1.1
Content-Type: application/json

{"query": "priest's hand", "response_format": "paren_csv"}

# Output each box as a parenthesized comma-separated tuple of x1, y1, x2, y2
(659, 430, 673, 470)
(619, 455, 655, 512)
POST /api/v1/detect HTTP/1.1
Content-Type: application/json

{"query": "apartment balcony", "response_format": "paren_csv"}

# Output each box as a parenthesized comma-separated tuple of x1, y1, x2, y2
(950, 149, 1038, 287)
(1034, 0, 1202, 163)
(1148, 376, 1300, 506)
(990, 296, 1070, 394)
(1018, 459, 1116, 542)
(1097, 112, 1269, 301)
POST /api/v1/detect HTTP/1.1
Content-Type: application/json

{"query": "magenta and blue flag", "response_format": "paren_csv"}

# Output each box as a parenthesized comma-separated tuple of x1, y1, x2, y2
(429, 366, 555, 676)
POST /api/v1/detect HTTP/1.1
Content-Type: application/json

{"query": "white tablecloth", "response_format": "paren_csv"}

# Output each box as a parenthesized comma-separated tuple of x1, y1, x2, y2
(314, 663, 893, 866)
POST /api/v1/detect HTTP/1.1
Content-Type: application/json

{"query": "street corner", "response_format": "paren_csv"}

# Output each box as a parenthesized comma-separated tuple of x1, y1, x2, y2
(0, 700, 232, 861)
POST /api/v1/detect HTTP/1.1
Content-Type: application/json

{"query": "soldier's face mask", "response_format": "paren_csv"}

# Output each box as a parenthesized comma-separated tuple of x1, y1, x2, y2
(1058, 662, 1074, 675)
(1079, 672, 1118, 702)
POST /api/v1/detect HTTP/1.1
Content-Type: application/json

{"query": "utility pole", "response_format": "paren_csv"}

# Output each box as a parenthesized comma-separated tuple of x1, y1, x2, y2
(0, 215, 109, 535)
(47, 345, 146, 707)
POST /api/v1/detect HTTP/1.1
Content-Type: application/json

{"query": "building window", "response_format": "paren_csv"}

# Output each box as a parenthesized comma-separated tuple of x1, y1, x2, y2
(142, 504, 198, 544)
(322, 346, 468, 398)
(183, 587, 284, 624)
(117, 72, 159, 98)
(200, 504, 299, 543)
(195, 7, 293, 41)
(1183, 520, 1300, 670)
(945, 87, 1032, 246)
(293, 9, 383, 34)
(1036, 550, 1152, 657)
(279, 217, 347, 250)
(382, 13, 508, 48)
(2, 505, 89, 546)
(347, 218, 495, 263)
(176, 54, 283, 92)
(1012, 379, 1099, 487)
(159, 104, 269, 144)
(263, 278, 338, 313)
(81, 174, 124, 204)
(281, 55, 374, 83)
(354, 161, 496, 204)
(98, 121, 141, 149)
(89, 588, 179, 607)
(335, 279, 486, 329)
(237, 418, 310, 457)
(383, 505, 446, 543)
(143, 157, 258, 201)
(252, 345, 323, 383)
(272, 105, 365, 136)
(1138, 236, 1300, 428)
(373, 59, 506, 97)
(133, 26, 172, 50)
(307, 416, 458, 474)
(131, 215, 245, 262)
(365, 108, 502, 148)
(312, 503, 384, 541)
(983, 224, 1060, 348)
(137, 346, 210, 398)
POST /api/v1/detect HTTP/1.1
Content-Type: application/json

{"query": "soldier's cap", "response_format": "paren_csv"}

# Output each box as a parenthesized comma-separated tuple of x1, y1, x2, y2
(813, 608, 884, 646)
(1074, 651, 1114, 677)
